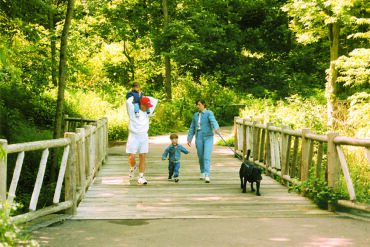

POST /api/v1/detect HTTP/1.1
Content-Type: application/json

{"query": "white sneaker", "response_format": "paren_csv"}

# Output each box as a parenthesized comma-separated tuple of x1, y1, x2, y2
(200, 173, 205, 180)
(129, 165, 137, 179)
(205, 176, 210, 183)
(138, 176, 148, 185)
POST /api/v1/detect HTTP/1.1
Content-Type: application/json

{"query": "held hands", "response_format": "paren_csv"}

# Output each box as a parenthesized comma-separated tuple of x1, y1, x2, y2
(187, 142, 191, 147)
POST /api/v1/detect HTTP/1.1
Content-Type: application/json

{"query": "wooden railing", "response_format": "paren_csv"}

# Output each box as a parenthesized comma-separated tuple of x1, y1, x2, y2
(0, 117, 108, 224)
(234, 117, 370, 212)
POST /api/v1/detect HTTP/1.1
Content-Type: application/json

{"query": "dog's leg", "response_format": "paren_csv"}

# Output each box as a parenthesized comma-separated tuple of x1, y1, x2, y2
(256, 180, 261, 196)
(250, 181, 255, 192)
(242, 177, 247, 193)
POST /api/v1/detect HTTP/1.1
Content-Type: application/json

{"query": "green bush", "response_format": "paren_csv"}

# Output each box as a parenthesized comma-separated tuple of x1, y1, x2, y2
(289, 178, 341, 209)
(0, 202, 39, 246)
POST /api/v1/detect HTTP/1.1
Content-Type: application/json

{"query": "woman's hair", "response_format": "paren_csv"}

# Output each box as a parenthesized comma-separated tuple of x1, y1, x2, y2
(196, 99, 206, 107)
(170, 133, 179, 139)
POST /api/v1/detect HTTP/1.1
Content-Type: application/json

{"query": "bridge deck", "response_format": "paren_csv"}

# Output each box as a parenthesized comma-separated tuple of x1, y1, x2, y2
(73, 131, 331, 220)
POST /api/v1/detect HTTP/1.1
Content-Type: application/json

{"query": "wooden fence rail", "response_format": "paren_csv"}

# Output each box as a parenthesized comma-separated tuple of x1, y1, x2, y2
(0, 117, 108, 224)
(234, 117, 370, 212)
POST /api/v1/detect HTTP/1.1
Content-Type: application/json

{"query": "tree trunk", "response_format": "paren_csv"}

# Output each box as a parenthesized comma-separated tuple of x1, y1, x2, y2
(51, 0, 75, 181)
(49, 3, 57, 87)
(326, 22, 340, 130)
(162, 0, 172, 100)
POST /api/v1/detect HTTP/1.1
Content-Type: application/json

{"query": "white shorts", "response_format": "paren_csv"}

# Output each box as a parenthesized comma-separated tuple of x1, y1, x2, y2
(126, 132, 149, 154)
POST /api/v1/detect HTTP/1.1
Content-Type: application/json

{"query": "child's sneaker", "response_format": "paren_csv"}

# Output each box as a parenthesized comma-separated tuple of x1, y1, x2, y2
(129, 165, 137, 179)
(174, 177, 179, 183)
(138, 176, 148, 185)
(168, 175, 172, 180)
(200, 173, 205, 180)
(205, 176, 210, 183)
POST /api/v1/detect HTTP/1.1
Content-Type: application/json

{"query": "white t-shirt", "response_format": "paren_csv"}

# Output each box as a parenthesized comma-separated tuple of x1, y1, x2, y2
(126, 96, 158, 134)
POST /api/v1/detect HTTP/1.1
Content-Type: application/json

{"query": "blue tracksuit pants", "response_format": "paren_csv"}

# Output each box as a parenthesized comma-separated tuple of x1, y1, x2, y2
(195, 131, 214, 176)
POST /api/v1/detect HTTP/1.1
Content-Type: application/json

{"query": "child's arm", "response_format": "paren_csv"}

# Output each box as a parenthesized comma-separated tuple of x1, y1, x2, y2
(162, 146, 170, 160)
(180, 145, 189, 154)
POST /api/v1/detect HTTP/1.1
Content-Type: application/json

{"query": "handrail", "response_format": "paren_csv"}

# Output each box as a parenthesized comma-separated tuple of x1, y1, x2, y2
(234, 116, 370, 212)
(0, 117, 108, 224)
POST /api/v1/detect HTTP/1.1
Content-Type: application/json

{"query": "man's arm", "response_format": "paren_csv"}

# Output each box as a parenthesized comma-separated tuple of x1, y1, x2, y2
(147, 96, 158, 116)
(126, 96, 135, 119)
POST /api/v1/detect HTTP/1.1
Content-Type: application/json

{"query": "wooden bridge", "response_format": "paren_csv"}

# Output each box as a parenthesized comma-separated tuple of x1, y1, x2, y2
(0, 117, 369, 246)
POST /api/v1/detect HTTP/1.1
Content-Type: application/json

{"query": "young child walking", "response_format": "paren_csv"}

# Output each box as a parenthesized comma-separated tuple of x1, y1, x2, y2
(162, 134, 189, 182)
(126, 82, 150, 117)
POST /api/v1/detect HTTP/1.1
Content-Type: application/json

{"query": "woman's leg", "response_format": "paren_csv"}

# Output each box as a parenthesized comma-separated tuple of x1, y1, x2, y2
(203, 135, 214, 177)
(195, 133, 204, 174)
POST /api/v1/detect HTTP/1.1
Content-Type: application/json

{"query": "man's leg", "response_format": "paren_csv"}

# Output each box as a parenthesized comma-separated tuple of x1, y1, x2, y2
(137, 153, 148, 185)
(138, 153, 146, 173)
(128, 154, 137, 179)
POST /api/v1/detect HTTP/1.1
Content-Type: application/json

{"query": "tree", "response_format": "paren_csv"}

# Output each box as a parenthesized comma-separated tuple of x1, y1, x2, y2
(282, 0, 368, 130)
(52, 0, 75, 180)
(162, 0, 172, 100)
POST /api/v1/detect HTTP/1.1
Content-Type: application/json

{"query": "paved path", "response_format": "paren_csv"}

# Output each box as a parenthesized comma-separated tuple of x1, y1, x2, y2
(31, 129, 370, 246)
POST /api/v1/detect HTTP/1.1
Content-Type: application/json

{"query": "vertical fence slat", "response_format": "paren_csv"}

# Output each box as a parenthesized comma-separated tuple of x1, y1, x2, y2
(273, 132, 281, 170)
(8, 151, 25, 205)
(252, 121, 259, 160)
(292, 136, 299, 178)
(316, 142, 323, 178)
(30, 148, 49, 211)
(53, 145, 70, 204)
(301, 129, 311, 181)
(336, 146, 356, 201)
(0, 139, 7, 203)
(234, 117, 238, 155)
(76, 128, 86, 199)
(259, 128, 266, 162)
(265, 123, 272, 173)
(281, 126, 289, 178)
(243, 119, 248, 160)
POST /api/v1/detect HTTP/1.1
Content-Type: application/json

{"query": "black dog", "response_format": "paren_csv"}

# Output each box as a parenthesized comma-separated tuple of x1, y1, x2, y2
(239, 150, 262, 195)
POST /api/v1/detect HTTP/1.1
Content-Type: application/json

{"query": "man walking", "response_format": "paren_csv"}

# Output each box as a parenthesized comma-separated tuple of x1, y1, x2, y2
(126, 95, 158, 184)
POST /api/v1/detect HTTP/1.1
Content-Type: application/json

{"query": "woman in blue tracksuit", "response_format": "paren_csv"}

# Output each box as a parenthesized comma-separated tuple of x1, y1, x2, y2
(187, 99, 220, 183)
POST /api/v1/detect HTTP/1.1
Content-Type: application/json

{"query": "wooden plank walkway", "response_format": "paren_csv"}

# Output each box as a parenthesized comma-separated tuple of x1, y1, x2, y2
(73, 132, 332, 220)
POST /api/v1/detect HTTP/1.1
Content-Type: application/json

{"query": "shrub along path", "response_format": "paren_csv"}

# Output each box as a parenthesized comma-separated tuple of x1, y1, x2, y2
(31, 128, 369, 246)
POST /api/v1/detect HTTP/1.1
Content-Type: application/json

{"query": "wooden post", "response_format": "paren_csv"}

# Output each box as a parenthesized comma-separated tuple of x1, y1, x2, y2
(0, 139, 7, 203)
(301, 128, 311, 181)
(65, 132, 77, 215)
(327, 132, 340, 211)
(64, 114, 69, 133)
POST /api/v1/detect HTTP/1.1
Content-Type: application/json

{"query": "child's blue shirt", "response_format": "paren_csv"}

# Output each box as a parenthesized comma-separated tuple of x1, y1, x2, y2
(162, 144, 189, 163)
(126, 90, 143, 103)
